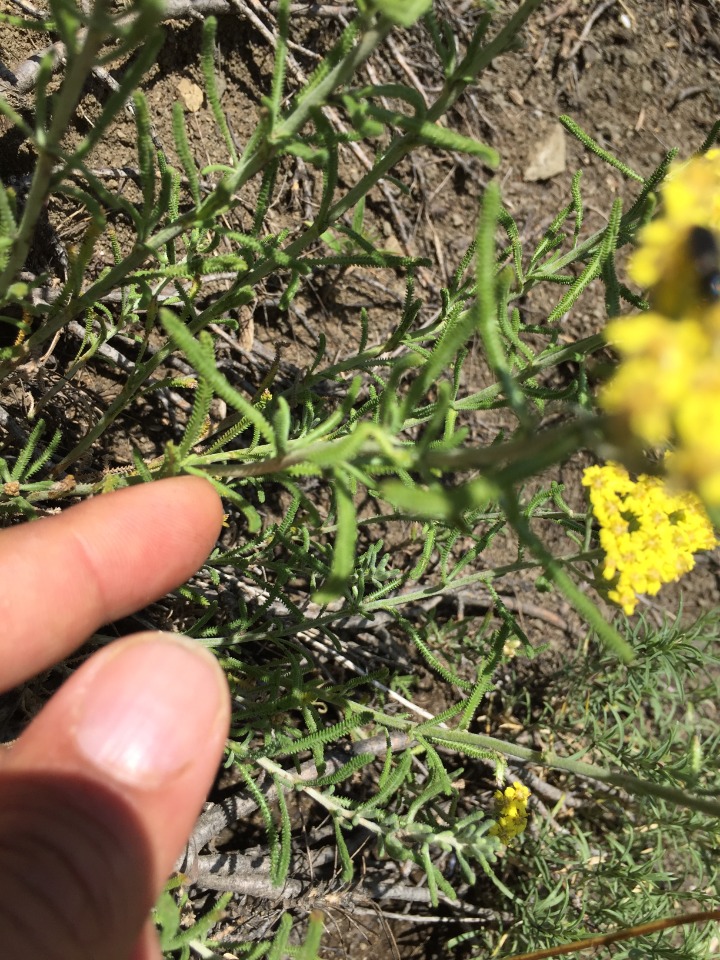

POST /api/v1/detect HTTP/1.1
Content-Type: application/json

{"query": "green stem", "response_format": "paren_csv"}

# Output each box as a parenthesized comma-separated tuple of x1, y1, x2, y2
(503, 489, 634, 662)
(257, 756, 383, 835)
(427, 725, 720, 818)
(351, 707, 720, 819)
(195, 415, 604, 485)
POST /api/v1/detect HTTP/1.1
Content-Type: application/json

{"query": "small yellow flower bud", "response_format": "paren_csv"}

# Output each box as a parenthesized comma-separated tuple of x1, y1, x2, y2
(488, 781, 531, 845)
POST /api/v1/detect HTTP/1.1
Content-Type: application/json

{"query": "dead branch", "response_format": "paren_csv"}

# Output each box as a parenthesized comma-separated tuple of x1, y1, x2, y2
(193, 870, 461, 909)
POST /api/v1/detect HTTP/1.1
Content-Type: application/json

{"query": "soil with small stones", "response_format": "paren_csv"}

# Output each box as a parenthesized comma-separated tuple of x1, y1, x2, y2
(1, 0, 720, 957)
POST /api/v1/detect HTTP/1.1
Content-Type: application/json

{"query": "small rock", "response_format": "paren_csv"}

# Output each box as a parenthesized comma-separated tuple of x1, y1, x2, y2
(381, 233, 403, 255)
(523, 123, 566, 182)
(621, 49, 640, 67)
(177, 77, 204, 112)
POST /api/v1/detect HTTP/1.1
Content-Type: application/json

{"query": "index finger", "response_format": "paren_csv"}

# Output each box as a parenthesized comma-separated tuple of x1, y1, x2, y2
(0, 477, 223, 691)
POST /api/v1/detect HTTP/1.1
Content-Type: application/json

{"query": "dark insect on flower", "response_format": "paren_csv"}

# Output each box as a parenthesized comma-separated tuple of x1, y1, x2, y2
(687, 225, 720, 302)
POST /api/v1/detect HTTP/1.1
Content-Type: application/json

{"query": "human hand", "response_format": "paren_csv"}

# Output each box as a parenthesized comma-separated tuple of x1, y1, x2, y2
(0, 477, 230, 960)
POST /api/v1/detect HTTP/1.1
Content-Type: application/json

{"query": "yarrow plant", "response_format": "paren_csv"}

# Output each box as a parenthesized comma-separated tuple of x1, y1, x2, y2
(582, 462, 717, 615)
(2, 0, 720, 955)
(600, 149, 720, 507)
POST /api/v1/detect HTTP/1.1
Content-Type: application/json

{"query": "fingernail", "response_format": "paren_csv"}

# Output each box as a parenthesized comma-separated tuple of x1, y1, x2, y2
(72, 634, 227, 787)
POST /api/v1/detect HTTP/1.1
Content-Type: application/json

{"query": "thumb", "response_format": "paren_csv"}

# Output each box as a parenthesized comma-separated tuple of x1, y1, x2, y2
(0, 633, 230, 960)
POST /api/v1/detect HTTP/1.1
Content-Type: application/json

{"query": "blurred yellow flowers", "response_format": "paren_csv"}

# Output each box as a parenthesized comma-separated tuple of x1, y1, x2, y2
(629, 150, 720, 313)
(600, 149, 720, 506)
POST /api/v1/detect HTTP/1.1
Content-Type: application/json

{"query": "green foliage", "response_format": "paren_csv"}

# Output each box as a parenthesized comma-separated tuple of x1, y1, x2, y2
(1, 0, 719, 957)
(462, 612, 720, 958)
(370, 0, 433, 29)
(155, 886, 234, 958)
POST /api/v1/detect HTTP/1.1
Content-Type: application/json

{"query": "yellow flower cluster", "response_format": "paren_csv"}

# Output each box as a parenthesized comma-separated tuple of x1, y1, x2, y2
(600, 149, 720, 506)
(582, 462, 717, 615)
(488, 781, 531, 845)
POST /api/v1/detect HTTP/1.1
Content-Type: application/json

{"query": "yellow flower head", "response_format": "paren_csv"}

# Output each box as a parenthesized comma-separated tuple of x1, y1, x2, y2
(583, 462, 717, 615)
(488, 781, 531, 845)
